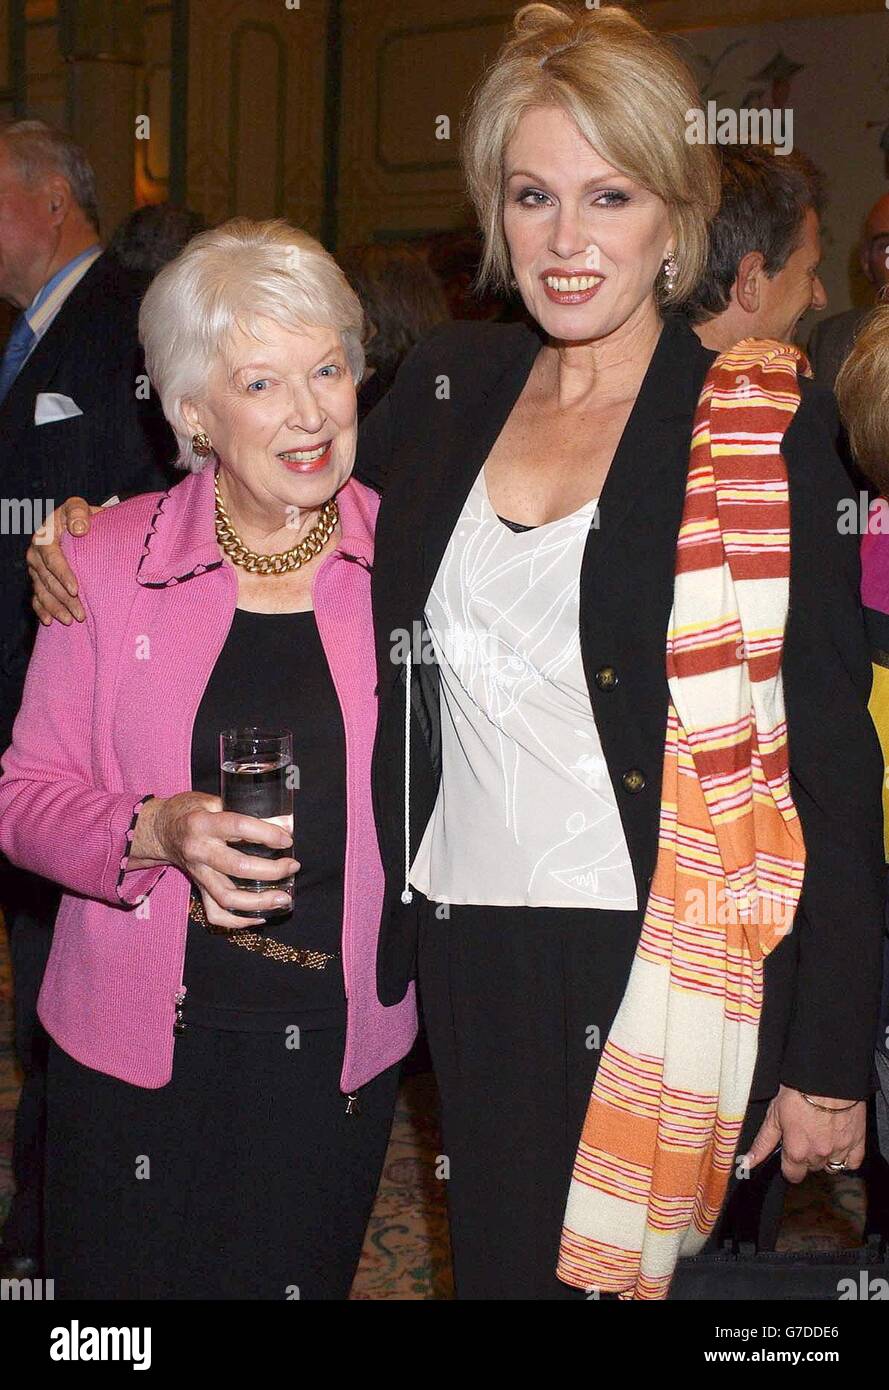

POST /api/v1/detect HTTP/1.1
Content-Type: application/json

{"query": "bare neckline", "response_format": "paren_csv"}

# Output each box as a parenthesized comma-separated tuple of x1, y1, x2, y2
(478, 464, 599, 533)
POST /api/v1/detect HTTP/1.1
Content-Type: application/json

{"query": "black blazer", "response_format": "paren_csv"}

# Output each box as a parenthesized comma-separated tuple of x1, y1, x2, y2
(357, 312, 886, 1102)
(0, 251, 177, 750)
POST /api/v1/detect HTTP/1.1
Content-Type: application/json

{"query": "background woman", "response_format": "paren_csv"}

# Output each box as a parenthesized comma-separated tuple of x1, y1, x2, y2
(0, 218, 417, 1299)
(836, 306, 889, 1177)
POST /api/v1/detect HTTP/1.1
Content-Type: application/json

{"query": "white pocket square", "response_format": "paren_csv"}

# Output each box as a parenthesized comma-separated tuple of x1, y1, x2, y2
(35, 392, 83, 425)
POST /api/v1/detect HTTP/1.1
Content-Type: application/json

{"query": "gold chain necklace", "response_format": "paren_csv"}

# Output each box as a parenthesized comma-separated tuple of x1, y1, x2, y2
(214, 475, 339, 575)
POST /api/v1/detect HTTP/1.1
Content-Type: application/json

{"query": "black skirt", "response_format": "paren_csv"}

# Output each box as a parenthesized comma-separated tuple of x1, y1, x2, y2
(416, 891, 773, 1300)
(44, 1024, 400, 1300)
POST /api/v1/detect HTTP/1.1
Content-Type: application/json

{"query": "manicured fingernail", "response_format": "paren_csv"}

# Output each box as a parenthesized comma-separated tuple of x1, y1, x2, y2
(273, 894, 290, 906)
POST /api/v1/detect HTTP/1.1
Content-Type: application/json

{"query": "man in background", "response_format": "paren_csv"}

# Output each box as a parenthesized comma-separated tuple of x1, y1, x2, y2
(679, 143, 833, 1253)
(0, 119, 176, 1277)
(807, 193, 889, 389)
(680, 143, 827, 353)
(338, 241, 450, 421)
(106, 200, 206, 279)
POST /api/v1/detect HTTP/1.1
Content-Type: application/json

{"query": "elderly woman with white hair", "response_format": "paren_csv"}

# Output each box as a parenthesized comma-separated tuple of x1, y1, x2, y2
(0, 217, 416, 1300)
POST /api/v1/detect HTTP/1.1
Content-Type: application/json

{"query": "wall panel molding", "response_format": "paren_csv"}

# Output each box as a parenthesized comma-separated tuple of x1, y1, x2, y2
(185, 0, 328, 235)
(228, 21, 286, 217)
(337, 0, 512, 248)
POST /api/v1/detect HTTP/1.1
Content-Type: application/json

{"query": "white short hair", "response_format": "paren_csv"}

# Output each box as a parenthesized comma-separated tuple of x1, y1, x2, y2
(139, 218, 366, 472)
(1, 119, 99, 231)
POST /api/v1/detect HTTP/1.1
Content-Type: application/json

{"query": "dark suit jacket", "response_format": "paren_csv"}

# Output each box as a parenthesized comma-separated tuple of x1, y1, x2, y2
(0, 251, 177, 750)
(805, 308, 874, 495)
(358, 312, 886, 1102)
(807, 306, 868, 390)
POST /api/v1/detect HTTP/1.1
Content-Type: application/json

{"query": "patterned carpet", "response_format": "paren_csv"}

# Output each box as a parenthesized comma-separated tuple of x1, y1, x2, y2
(351, 1069, 454, 1299)
(0, 923, 870, 1298)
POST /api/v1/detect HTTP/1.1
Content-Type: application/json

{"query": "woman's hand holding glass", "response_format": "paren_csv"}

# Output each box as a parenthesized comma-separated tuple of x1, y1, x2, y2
(129, 791, 300, 929)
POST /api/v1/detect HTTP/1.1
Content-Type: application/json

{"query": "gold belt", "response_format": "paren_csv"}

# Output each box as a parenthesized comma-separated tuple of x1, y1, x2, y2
(187, 891, 337, 970)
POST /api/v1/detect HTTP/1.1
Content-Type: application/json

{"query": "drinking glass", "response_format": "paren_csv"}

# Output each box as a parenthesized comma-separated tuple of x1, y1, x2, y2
(219, 728, 294, 923)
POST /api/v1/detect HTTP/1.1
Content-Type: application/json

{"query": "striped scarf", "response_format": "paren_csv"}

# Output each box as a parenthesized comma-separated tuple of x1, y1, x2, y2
(557, 339, 810, 1300)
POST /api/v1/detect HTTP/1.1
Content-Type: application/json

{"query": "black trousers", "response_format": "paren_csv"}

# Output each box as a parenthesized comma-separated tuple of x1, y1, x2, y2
(44, 1024, 401, 1300)
(416, 893, 781, 1301)
(1, 868, 58, 1262)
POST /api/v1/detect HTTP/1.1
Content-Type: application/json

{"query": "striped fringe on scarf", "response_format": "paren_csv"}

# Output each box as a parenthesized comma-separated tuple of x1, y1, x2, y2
(557, 339, 810, 1300)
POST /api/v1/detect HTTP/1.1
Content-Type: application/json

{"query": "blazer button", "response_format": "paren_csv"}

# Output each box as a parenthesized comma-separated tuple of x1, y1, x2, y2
(621, 768, 646, 794)
(595, 665, 618, 691)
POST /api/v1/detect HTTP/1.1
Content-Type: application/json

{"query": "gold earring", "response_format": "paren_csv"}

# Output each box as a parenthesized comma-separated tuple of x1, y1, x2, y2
(192, 431, 213, 457)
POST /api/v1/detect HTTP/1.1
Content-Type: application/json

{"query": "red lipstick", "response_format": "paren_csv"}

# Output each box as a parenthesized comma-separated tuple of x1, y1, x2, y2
(277, 441, 333, 474)
(539, 268, 604, 306)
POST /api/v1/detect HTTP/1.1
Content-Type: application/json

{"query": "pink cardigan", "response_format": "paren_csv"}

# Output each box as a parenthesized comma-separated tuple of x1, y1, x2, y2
(0, 465, 416, 1090)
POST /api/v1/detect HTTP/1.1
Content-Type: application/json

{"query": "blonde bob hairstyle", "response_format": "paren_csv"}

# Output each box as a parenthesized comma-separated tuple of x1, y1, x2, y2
(835, 304, 889, 497)
(462, 2, 720, 308)
(139, 218, 366, 472)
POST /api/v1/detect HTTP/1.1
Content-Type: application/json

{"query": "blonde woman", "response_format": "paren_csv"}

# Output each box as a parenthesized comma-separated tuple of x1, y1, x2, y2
(836, 305, 889, 1179)
(361, 2, 883, 1298)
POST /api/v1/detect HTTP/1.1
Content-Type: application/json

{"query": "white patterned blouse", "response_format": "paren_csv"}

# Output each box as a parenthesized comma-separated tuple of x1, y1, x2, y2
(408, 463, 638, 910)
